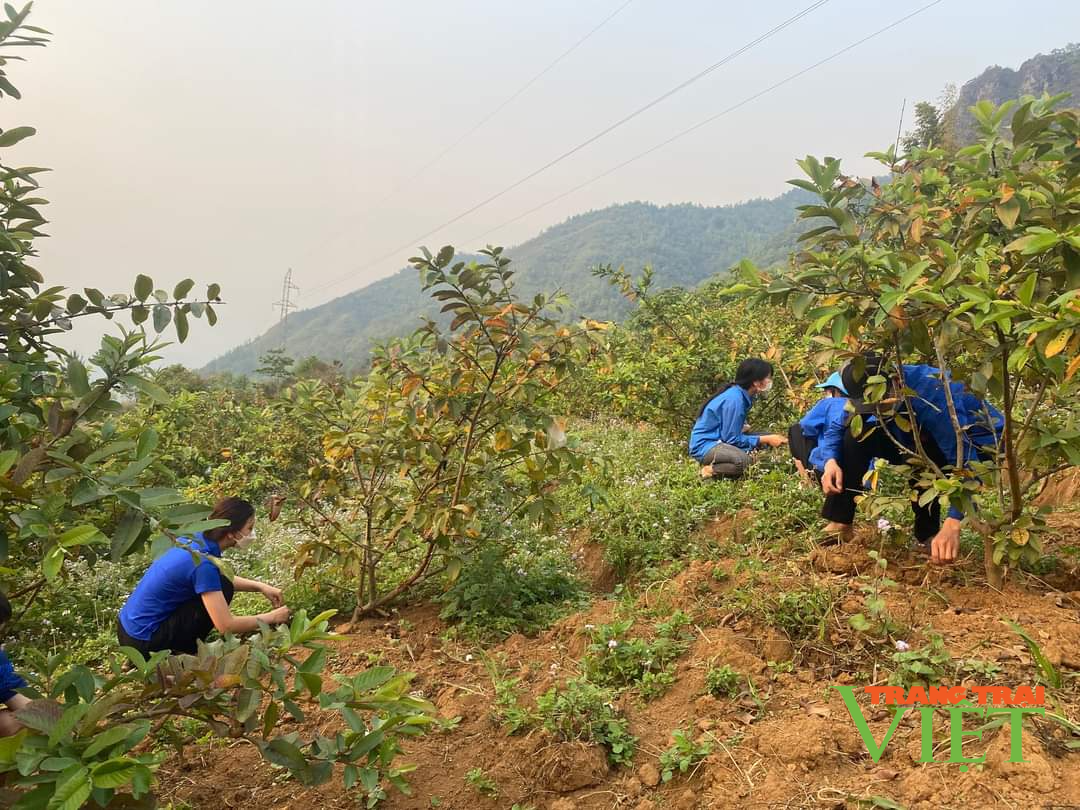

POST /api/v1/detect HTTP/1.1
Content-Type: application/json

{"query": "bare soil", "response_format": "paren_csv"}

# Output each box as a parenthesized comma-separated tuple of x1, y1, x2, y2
(158, 509, 1080, 810)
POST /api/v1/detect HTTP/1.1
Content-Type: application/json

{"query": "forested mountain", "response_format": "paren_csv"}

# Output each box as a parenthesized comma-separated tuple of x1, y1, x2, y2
(203, 190, 812, 374)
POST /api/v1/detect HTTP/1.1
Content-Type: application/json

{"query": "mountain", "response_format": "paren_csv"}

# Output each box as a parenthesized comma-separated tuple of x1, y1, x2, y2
(946, 43, 1080, 145)
(203, 189, 812, 375)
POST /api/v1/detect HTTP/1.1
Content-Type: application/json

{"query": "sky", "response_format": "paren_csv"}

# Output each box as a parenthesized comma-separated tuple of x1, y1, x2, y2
(10, 0, 1080, 368)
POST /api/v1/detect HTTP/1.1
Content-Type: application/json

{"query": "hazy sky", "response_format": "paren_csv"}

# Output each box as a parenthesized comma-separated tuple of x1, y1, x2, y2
(11, 0, 1080, 367)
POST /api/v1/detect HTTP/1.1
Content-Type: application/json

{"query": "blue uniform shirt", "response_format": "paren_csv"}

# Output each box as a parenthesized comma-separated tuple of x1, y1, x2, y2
(689, 385, 759, 461)
(799, 396, 849, 472)
(118, 533, 224, 641)
(0, 648, 27, 703)
(816, 365, 1004, 520)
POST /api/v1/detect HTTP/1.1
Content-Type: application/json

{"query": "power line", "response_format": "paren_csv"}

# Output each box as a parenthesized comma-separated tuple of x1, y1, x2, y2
(467, 0, 946, 245)
(293, 0, 636, 269)
(306, 0, 832, 297)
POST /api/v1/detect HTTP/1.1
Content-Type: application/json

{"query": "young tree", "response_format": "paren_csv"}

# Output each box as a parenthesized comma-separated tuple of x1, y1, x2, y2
(287, 246, 600, 620)
(735, 95, 1080, 587)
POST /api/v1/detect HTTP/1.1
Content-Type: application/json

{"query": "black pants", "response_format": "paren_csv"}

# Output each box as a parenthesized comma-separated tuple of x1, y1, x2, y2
(117, 579, 235, 657)
(788, 423, 816, 470)
(820, 424, 950, 542)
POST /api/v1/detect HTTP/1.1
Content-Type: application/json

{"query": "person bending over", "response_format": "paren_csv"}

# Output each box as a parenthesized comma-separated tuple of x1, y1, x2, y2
(689, 358, 787, 479)
(788, 370, 848, 486)
(818, 356, 1003, 562)
(0, 591, 29, 737)
(117, 497, 290, 656)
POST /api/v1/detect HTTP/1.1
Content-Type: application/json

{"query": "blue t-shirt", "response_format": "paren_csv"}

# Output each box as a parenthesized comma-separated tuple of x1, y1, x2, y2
(799, 396, 849, 472)
(689, 385, 760, 460)
(118, 534, 224, 641)
(816, 365, 1004, 520)
(0, 648, 27, 703)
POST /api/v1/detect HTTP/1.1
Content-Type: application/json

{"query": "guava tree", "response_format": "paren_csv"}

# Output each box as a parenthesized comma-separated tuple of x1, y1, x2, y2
(734, 95, 1080, 587)
(287, 246, 599, 620)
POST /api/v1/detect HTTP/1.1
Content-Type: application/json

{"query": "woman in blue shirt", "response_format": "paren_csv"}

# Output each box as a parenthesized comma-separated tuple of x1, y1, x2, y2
(689, 358, 787, 479)
(788, 370, 848, 485)
(117, 497, 290, 656)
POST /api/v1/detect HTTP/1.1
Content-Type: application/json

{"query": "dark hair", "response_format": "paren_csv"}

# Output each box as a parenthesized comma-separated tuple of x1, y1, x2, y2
(204, 497, 255, 542)
(698, 358, 774, 417)
(0, 590, 10, 626)
(841, 353, 884, 400)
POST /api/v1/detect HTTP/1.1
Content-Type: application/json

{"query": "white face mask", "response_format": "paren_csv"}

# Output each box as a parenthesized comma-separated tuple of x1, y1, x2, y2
(234, 527, 257, 549)
(759, 379, 773, 394)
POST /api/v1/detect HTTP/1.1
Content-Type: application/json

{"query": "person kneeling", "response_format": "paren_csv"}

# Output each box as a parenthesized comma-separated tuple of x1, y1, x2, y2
(117, 497, 290, 656)
(788, 370, 848, 487)
(817, 356, 1002, 562)
(689, 358, 787, 479)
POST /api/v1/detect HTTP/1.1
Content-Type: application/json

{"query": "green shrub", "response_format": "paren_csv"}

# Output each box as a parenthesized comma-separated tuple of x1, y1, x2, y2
(582, 619, 685, 699)
(439, 537, 585, 639)
(536, 679, 637, 766)
(658, 727, 712, 782)
(704, 664, 743, 699)
(767, 586, 834, 641)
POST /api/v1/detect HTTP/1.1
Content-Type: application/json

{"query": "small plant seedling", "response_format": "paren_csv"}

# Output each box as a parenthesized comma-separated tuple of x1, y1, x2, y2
(658, 727, 712, 782)
(465, 767, 498, 797)
(704, 664, 743, 699)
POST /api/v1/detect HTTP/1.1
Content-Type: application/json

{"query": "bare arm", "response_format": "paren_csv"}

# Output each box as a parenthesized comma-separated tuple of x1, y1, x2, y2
(232, 577, 284, 606)
(200, 590, 289, 635)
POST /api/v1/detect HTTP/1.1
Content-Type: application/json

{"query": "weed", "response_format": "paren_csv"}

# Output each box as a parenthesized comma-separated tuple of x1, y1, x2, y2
(658, 727, 713, 782)
(848, 551, 902, 637)
(889, 634, 952, 688)
(1005, 619, 1063, 688)
(582, 619, 685, 698)
(465, 768, 498, 798)
(768, 586, 834, 641)
(487, 663, 538, 734)
(536, 678, 637, 766)
(704, 664, 743, 699)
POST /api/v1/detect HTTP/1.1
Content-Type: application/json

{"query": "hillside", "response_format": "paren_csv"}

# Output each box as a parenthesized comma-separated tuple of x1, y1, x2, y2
(203, 190, 812, 375)
(946, 43, 1080, 144)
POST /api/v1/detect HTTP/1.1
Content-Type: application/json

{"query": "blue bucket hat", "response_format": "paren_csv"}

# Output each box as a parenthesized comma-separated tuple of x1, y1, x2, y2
(815, 371, 848, 395)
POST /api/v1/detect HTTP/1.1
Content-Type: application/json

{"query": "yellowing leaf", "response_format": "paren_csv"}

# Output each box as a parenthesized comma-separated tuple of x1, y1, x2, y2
(1066, 354, 1080, 381)
(1045, 329, 1072, 358)
(998, 183, 1015, 203)
(493, 430, 513, 452)
(909, 217, 924, 243)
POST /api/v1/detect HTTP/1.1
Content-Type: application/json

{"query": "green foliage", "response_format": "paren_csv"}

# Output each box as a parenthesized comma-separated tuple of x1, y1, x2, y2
(847, 551, 903, 638)
(704, 664, 743, 699)
(464, 767, 498, 798)
(438, 536, 585, 639)
(287, 246, 599, 620)
(889, 634, 952, 688)
(487, 666, 537, 735)
(569, 265, 802, 437)
(746, 95, 1080, 586)
(657, 727, 712, 783)
(767, 586, 834, 642)
(3, 611, 433, 807)
(581, 619, 686, 700)
(1005, 619, 1063, 688)
(535, 678, 637, 766)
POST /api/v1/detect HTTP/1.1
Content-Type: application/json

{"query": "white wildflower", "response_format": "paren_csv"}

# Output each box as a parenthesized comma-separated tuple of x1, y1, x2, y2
(877, 518, 892, 532)
(608, 639, 618, 649)
(464, 654, 473, 662)
(894, 640, 910, 652)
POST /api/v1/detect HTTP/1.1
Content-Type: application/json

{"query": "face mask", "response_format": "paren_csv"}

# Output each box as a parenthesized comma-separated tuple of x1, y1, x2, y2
(759, 379, 773, 394)
(234, 527, 257, 549)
